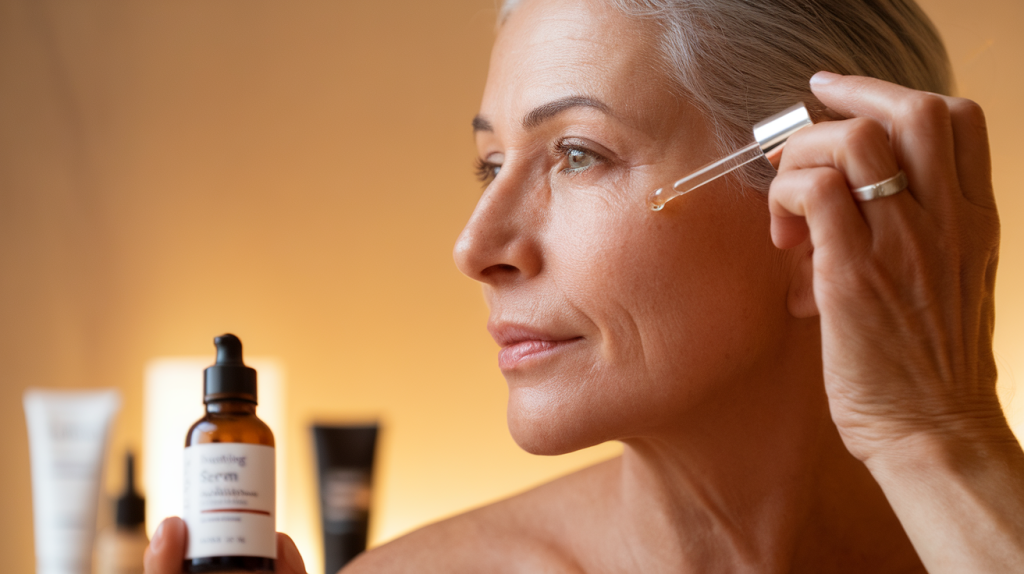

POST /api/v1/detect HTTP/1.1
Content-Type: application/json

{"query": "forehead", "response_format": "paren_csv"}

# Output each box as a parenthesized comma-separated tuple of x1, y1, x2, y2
(481, 0, 674, 129)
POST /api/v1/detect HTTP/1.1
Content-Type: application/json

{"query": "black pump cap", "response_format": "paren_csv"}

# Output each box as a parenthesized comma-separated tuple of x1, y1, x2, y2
(203, 333, 258, 403)
(115, 451, 145, 528)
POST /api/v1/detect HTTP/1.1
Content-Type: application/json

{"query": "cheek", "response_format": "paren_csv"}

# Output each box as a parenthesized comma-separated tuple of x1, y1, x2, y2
(507, 187, 791, 453)
(547, 187, 788, 394)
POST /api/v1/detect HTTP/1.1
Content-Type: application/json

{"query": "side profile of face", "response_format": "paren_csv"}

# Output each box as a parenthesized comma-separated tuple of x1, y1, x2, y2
(455, 0, 805, 454)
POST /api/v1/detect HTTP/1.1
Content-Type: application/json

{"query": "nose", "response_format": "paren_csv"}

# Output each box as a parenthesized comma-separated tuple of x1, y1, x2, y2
(453, 173, 542, 286)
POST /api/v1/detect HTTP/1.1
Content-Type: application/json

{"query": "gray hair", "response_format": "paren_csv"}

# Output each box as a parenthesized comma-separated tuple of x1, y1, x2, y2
(498, 0, 952, 193)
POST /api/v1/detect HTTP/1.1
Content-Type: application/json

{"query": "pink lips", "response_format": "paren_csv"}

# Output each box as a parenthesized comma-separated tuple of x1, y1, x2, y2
(488, 323, 582, 370)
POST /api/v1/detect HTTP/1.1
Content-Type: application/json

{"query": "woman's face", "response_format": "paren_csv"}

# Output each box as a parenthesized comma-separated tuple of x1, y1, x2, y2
(455, 0, 800, 453)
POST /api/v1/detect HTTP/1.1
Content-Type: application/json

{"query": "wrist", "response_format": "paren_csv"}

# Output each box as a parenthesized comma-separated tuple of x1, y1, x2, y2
(860, 410, 1020, 478)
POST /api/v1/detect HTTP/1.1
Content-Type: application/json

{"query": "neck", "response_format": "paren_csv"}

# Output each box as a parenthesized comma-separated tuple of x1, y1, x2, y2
(207, 400, 256, 414)
(610, 328, 920, 573)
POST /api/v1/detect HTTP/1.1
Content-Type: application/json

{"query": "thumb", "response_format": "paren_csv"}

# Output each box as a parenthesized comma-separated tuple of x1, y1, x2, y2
(277, 533, 308, 574)
(144, 517, 187, 574)
(143, 517, 305, 574)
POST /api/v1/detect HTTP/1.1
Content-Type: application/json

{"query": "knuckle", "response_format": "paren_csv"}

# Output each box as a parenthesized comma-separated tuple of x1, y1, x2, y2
(769, 168, 847, 210)
(839, 117, 888, 160)
(776, 128, 812, 170)
(819, 168, 849, 192)
(900, 93, 948, 126)
(949, 97, 989, 135)
(768, 169, 795, 192)
(967, 205, 1001, 249)
(806, 169, 847, 204)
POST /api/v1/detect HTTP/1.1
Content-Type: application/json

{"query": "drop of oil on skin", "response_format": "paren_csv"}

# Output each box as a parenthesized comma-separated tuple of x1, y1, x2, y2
(649, 187, 668, 211)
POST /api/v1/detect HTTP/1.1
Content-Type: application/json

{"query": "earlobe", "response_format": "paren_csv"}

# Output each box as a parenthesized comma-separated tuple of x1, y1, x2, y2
(786, 242, 819, 318)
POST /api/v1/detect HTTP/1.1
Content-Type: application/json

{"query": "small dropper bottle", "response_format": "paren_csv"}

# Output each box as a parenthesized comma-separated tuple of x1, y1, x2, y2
(94, 452, 148, 574)
(183, 334, 276, 573)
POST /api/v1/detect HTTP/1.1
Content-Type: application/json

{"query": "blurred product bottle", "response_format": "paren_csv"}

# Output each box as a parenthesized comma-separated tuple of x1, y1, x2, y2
(95, 451, 148, 574)
(313, 424, 378, 574)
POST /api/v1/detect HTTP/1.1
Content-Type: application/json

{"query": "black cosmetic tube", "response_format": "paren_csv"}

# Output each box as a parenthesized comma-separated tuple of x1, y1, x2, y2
(313, 424, 378, 574)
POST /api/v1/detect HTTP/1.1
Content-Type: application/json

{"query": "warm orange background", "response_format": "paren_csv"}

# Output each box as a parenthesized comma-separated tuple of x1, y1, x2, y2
(1, 1, 1021, 572)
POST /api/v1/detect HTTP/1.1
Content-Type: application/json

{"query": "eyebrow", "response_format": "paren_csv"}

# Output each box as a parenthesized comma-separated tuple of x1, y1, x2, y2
(523, 96, 610, 129)
(471, 95, 612, 133)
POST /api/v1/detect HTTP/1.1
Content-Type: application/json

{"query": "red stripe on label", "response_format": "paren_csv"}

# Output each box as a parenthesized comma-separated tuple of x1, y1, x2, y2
(201, 508, 271, 516)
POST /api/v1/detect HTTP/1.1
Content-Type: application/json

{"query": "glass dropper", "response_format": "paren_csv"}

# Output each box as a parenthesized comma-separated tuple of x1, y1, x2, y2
(648, 102, 814, 211)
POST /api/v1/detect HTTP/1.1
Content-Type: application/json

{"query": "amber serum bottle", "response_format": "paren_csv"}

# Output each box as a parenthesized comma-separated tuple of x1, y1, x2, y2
(184, 334, 276, 573)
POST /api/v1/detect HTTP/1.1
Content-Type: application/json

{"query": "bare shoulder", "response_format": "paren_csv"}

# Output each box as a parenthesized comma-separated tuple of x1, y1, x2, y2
(339, 502, 578, 574)
(342, 457, 620, 574)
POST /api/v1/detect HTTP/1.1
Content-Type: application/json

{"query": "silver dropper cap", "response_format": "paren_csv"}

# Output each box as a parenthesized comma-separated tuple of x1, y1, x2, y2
(753, 103, 813, 155)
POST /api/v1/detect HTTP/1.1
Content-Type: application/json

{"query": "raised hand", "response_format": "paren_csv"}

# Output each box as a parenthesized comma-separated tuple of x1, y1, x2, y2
(769, 71, 1023, 574)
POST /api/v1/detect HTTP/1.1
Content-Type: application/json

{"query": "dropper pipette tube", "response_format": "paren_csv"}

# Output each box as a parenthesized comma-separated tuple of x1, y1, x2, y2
(647, 102, 813, 211)
(648, 142, 763, 211)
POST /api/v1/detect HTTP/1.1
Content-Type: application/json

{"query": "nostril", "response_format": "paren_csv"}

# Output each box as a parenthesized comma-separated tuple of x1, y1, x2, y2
(482, 263, 519, 278)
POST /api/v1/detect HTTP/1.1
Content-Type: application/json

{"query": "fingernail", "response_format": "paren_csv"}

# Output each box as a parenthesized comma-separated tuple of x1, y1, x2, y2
(151, 520, 166, 551)
(810, 71, 840, 86)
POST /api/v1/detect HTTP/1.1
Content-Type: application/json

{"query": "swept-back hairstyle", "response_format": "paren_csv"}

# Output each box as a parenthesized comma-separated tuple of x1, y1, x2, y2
(499, 0, 952, 193)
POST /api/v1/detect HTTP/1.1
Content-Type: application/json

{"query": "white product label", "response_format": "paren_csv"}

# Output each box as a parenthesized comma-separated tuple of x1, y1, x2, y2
(183, 443, 276, 559)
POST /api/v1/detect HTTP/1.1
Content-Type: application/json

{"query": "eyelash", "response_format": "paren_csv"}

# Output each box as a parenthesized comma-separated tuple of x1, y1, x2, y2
(474, 157, 500, 186)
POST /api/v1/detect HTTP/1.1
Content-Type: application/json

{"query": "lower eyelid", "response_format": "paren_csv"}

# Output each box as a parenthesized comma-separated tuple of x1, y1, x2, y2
(561, 162, 596, 177)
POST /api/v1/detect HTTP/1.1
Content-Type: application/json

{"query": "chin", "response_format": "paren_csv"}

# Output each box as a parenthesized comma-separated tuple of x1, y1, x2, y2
(505, 386, 619, 456)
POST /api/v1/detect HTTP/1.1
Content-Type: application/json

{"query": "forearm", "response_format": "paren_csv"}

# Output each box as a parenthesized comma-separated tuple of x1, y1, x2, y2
(865, 421, 1024, 573)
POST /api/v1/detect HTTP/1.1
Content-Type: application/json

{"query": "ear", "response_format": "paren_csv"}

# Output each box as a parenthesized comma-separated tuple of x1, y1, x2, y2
(786, 240, 819, 318)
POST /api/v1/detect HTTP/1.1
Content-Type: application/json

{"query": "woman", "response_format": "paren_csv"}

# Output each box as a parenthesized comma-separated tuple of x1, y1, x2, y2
(146, 0, 1024, 572)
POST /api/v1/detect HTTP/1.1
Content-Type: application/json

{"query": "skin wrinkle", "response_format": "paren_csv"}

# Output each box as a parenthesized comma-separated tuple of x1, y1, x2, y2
(615, 471, 682, 573)
(502, 12, 669, 137)
(624, 438, 764, 568)
(548, 205, 654, 435)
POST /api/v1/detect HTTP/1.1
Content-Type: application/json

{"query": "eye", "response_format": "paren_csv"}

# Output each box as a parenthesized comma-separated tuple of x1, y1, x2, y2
(554, 140, 602, 174)
(566, 148, 594, 170)
(474, 156, 502, 187)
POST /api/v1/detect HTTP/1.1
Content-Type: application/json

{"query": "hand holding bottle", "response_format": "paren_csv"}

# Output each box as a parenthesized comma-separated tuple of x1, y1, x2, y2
(144, 517, 308, 574)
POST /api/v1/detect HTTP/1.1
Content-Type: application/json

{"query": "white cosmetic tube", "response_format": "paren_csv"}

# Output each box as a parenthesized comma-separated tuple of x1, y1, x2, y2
(24, 389, 121, 574)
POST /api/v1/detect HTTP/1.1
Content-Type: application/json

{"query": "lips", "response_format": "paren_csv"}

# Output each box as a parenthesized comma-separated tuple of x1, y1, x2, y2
(488, 323, 582, 370)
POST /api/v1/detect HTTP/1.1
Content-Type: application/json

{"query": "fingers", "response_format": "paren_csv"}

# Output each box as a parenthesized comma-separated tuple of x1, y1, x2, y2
(775, 116, 925, 243)
(769, 166, 871, 260)
(809, 71, 959, 212)
(939, 96, 995, 209)
(144, 517, 187, 574)
(277, 533, 308, 574)
(779, 117, 902, 191)
(142, 521, 308, 574)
